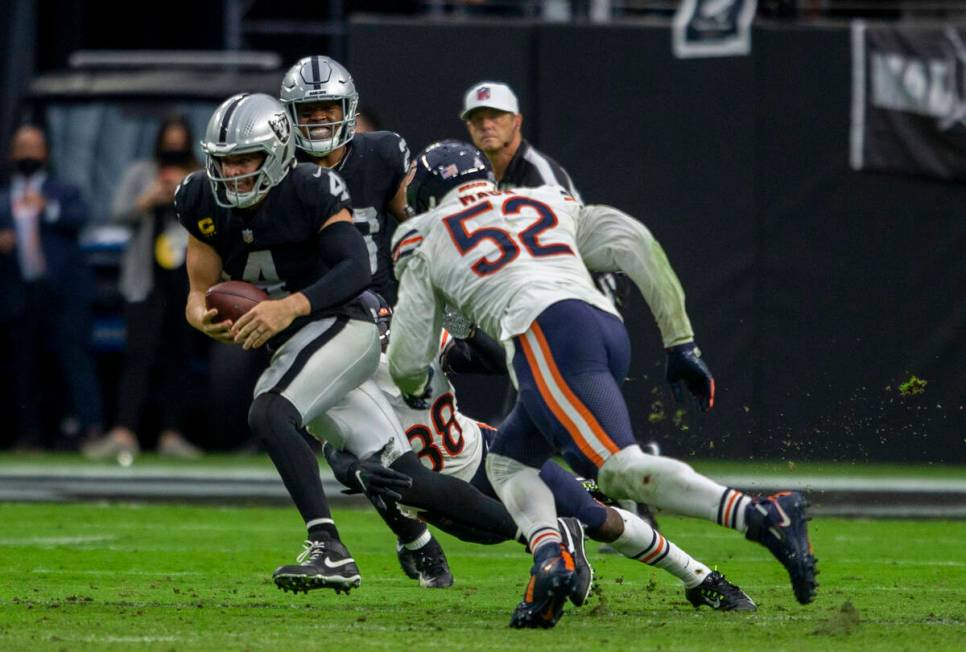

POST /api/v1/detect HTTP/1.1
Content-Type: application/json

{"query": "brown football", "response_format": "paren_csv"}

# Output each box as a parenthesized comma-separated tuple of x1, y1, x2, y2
(205, 280, 269, 323)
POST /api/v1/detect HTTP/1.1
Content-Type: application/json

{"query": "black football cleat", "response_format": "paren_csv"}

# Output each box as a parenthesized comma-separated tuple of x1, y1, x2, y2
(685, 570, 757, 611)
(509, 544, 576, 629)
(408, 537, 454, 588)
(396, 540, 420, 580)
(273, 539, 361, 594)
(557, 517, 592, 606)
(745, 491, 818, 604)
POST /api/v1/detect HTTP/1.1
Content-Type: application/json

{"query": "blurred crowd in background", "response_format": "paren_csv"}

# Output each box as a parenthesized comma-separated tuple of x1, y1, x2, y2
(0, 110, 384, 457)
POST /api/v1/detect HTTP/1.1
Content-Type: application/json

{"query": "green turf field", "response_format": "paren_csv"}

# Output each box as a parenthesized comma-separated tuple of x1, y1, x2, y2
(0, 504, 963, 651)
(3, 452, 963, 478)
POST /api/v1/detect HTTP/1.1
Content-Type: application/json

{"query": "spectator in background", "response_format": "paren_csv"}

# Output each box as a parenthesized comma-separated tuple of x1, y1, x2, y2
(82, 116, 204, 461)
(0, 125, 103, 450)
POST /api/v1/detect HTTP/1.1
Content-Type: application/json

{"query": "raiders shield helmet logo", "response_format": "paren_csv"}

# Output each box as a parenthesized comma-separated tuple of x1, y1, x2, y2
(268, 112, 291, 144)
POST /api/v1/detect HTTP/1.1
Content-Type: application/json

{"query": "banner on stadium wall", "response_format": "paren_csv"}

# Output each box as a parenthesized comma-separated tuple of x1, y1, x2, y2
(850, 21, 966, 181)
(672, 0, 757, 58)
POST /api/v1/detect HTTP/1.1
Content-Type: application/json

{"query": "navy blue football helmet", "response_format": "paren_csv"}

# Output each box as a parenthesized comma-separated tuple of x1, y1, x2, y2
(406, 140, 494, 214)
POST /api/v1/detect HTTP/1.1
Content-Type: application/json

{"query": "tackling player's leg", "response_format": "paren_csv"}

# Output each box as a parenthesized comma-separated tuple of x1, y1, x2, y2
(485, 409, 579, 629)
(308, 373, 458, 590)
(505, 300, 815, 605)
(537, 459, 755, 611)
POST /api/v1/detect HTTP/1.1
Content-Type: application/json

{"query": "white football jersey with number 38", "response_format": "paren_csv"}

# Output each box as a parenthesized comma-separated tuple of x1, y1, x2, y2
(372, 330, 485, 482)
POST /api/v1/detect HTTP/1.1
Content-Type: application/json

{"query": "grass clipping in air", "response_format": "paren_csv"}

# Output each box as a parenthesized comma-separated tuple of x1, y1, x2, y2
(898, 375, 927, 397)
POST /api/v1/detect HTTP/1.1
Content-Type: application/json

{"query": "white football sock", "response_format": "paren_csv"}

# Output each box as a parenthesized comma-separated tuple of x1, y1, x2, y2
(485, 452, 560, 556)
(598, 445, 729, 523)
(609, 507, 711, 589)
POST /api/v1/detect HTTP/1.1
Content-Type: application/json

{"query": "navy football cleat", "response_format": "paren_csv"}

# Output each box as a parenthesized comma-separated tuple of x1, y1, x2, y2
(557, 517, 592, 607)
(273, 539, 361, 595)
(509, 544, 576, 629)
(745, 491, 818, 604)
(685, 570, 757, 611)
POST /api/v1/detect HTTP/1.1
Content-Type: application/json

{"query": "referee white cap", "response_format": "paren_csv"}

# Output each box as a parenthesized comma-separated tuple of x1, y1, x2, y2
(460, 81, 519, 120)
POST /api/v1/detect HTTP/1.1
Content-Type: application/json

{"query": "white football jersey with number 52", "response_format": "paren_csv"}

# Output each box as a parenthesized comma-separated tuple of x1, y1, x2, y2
(387, 182, 695, 396)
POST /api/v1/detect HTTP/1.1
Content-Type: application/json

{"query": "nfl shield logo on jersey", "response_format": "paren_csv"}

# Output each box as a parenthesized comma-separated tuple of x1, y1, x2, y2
(242, 229, 254, 244)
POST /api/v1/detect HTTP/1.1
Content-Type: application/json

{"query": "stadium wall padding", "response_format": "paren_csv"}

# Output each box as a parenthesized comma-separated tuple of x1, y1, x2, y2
(349, 18, 966, 463)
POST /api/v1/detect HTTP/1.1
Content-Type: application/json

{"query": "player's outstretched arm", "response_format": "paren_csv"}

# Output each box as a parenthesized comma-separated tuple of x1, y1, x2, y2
(185, 234, 234, 344)
(576, 205, 715, 411)
(387, 253, 444, 398)
(576, 204, 694, 348)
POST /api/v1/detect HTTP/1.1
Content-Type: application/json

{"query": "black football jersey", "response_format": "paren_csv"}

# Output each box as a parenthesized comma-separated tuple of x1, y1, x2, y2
(300, 131, 409, 304)
(175, 163, 368, 343)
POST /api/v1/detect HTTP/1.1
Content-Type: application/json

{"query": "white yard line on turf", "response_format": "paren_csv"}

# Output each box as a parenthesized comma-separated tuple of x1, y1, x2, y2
(0, 535, 116, 545)
(1, 467, 964, 492)
(30, 568, 201, 575)
(712, 474, 966, 492)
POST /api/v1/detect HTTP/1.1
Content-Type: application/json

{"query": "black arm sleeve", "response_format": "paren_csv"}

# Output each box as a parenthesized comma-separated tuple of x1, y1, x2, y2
(442, 329, 507, 375)
(299, 220, 372, 313)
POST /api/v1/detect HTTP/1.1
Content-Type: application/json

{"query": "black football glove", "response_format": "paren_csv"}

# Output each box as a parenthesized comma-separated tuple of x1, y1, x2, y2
(665, 342, 715, 413)
(322, 442, 413, 510)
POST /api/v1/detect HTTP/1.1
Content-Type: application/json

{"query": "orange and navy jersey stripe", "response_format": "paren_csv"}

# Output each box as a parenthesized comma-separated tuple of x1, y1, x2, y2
(517, 322, 620, 468)
(392, 228, 424, 263)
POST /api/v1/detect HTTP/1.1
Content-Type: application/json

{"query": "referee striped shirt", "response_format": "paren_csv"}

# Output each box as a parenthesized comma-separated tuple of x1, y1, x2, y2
(498, 139, 582, 202)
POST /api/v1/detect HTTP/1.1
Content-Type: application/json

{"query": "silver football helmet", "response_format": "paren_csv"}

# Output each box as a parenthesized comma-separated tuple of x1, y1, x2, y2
(202, 93, 296, 209)
(279, 56, 359, 157)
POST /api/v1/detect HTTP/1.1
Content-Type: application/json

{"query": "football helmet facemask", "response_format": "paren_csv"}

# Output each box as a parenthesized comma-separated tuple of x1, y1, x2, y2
(202, 93, 296, 209)
(280, 56, 359, 157)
